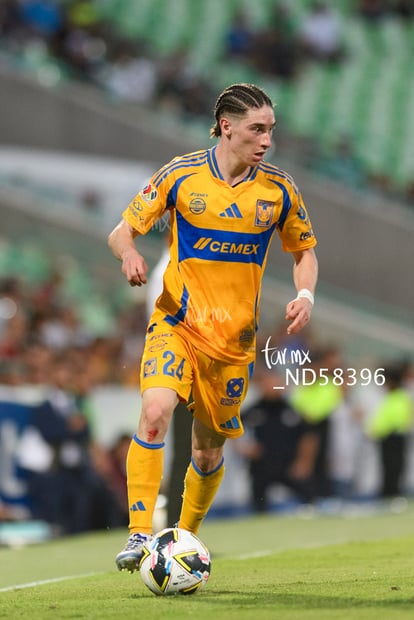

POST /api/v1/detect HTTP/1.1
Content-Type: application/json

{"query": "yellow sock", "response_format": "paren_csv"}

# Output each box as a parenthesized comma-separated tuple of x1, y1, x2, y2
(178, 457, 224, 534)
(127, 434, 164, 534)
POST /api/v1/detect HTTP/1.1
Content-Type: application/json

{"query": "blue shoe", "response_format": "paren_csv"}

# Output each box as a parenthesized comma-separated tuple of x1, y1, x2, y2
(115, 533, 153, 573)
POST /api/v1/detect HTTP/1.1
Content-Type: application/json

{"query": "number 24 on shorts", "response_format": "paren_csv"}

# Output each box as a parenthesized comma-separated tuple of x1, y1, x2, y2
(162, 350, 185, 380)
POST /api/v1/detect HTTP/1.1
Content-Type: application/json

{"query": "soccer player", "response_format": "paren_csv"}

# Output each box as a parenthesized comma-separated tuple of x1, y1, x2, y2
(108, 83, 318, 573)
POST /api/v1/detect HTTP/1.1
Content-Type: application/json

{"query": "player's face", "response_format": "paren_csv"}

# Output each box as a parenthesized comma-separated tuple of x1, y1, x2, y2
(229, 106, 275, 166)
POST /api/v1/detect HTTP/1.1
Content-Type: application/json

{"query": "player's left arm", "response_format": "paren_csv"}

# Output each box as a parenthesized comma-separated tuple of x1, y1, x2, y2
(285, 247, 318, 335)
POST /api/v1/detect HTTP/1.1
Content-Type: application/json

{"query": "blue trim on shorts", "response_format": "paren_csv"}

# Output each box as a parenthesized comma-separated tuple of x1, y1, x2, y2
(248, 361, 255, 379)
(133, 434, 165, 450)
(191, 456, 224, 477)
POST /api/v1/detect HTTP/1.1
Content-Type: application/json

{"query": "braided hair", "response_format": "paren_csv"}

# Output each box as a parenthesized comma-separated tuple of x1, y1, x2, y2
(210, 83, 274, 138)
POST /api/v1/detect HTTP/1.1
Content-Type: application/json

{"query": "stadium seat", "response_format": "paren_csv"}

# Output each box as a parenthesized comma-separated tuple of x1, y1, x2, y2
(12, 0, 414, 188)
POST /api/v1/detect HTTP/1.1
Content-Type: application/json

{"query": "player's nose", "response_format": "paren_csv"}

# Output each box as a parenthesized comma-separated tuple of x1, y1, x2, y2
(261, 131, 272, 149)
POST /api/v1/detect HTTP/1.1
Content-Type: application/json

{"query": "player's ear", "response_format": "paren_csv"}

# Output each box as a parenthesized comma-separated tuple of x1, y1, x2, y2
(220, 116, 232, 138)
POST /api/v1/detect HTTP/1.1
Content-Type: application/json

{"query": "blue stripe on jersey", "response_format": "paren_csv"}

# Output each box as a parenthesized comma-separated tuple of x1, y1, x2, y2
(153, 151, 207, 186)
(176, 211, 276, 266)
(166, 173, 195, 207)
(163, 284, 189, 326)
(259, 162, 299, 197)
(259, 161, 293, 180)
(207, 146, 223, 180)
(269, 179, 291, 231)
(231, 202, 243, 217)
(152, 151, 207, 187)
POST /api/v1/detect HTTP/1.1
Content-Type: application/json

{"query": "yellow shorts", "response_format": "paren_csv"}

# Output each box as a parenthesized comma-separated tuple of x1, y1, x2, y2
(140, 322, 251, 438)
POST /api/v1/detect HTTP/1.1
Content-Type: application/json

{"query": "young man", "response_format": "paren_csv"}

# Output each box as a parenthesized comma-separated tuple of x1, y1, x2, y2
(108, 83, 318, 573)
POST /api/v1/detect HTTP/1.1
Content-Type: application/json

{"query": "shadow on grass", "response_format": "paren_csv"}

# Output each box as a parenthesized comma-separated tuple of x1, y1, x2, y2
(131, 590, 414, 610)
(208, 590, 414, 609)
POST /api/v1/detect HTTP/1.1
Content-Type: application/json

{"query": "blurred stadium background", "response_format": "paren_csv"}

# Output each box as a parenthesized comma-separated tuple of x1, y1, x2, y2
(0, 0, 413, 535)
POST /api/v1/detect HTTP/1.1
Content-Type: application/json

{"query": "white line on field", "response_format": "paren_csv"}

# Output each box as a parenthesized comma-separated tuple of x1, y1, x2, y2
(231, 540, 347, 561)
(233, 550, 273, 560)
(0, 571, 103, 593)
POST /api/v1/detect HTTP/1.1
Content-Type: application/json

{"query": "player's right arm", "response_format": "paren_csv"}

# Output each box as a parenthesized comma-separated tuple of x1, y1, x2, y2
(108, 219, 148, 287)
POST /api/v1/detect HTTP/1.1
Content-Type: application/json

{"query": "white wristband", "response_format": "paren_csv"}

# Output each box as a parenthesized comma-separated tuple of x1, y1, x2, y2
(296, 288, 314, 306)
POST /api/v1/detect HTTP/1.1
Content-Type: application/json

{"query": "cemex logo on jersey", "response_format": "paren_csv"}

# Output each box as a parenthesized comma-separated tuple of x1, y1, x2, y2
(193, 238, 259, 255)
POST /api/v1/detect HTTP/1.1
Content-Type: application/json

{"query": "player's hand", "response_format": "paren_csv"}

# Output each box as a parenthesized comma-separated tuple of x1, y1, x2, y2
(285, 297, 312, 334)
(121, 248, 148, 286)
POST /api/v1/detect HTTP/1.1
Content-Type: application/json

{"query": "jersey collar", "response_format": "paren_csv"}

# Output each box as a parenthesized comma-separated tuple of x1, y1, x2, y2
(207, 146, 258, 184)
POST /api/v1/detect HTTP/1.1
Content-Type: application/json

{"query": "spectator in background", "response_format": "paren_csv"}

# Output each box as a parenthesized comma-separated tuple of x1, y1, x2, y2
(156, 48, 214, 119)
(53, 1, 108, 80)
(224, 9, 255, 59)
(251, 23, 300, 81)
(250, 2, 300, 82)
(298, 1, 345, 64)
(35, 305, 90, 351)
(18, 352, 93, 533)
(104, 433, 131, 519)
(21, 340, 53, 385)
(102, 39, 158, 104)
(17, 0, 63, 39)
(18, 352, 124, 533)
(328, 393, 364, 500)
(268, 1, 298, 40)
(357, 0, 389, 22)
(238, 368, 318, 512)
(0, 0, 21, 39)
(65, 0, 100, 30)
(366, 362, 413, 498)
(393, 0, 414, 21)
(0, 304, 28, 361)
(289, 346, 345, 499)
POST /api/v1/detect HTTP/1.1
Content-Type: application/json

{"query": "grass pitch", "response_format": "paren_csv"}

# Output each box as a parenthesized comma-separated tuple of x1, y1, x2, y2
(1, 503, 414, 619)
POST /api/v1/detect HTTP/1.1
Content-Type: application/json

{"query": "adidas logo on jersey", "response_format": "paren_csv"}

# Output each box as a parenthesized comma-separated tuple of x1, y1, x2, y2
(219, 203, 242, 218)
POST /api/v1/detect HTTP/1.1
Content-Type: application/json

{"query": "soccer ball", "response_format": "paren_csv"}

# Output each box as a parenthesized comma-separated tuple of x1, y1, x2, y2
(139, 527, 211, 595)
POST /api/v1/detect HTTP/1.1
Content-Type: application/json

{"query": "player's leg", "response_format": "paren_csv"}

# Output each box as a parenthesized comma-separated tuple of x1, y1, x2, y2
(128, 386, 178, 532)
(178, 417, 226, 534)
(178, 355, 250, 533)
(116, 386, 178, 572)
(116, 323, 193, 573)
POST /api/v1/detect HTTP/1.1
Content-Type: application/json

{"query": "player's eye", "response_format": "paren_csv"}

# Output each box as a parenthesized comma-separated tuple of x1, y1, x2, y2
(252, 126, 274, 134)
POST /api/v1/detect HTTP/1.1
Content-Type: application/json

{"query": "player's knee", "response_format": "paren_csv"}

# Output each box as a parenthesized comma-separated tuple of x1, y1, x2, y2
(192, 448, 223, 474)
(140, 400, 172, 438)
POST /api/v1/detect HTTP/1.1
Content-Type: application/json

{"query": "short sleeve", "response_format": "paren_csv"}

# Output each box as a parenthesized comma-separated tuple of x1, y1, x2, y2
(122, 172, 170, 235)
(277, 187, 317, 253)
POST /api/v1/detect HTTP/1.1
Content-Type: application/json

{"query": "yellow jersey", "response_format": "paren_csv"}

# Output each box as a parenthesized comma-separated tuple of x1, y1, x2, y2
(123, 147, 317, 364)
